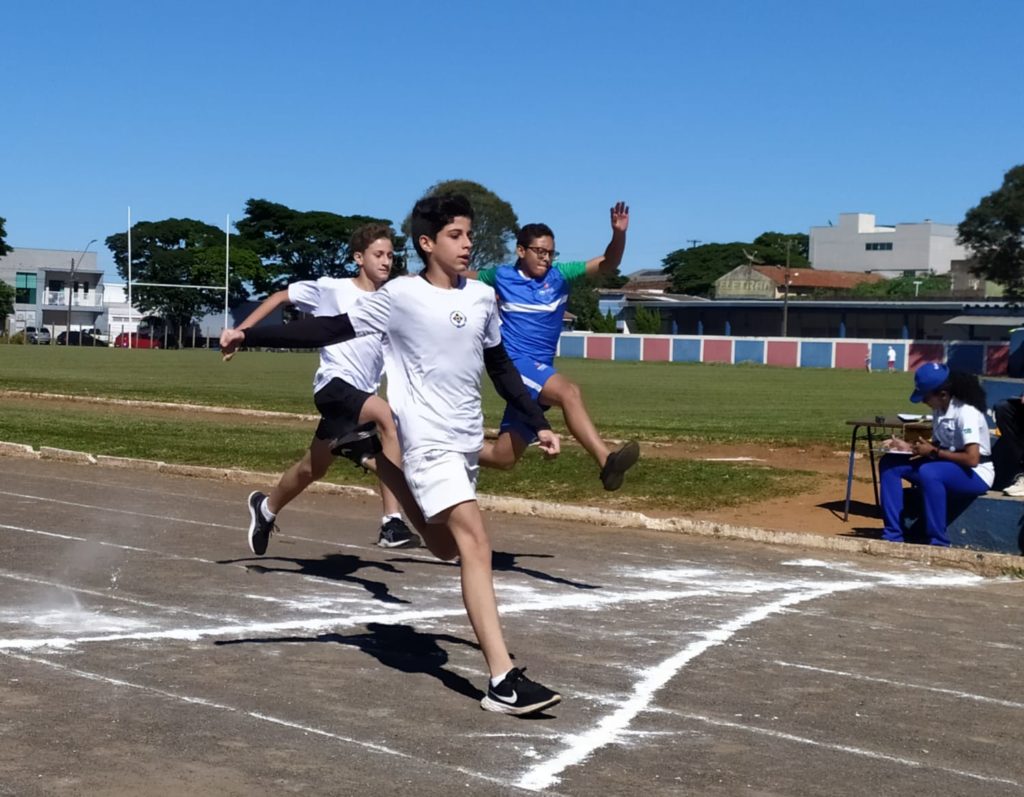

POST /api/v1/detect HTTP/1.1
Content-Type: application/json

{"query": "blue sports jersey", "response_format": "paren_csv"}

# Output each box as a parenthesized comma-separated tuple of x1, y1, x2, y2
(477, 261, 587, 364)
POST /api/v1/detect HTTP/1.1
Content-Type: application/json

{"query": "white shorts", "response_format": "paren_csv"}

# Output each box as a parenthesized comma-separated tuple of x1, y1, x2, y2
(403, 449, 480, 521)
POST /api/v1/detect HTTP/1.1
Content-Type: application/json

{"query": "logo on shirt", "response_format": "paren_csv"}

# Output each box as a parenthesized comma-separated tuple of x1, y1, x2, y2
(449, 310, 467, 328)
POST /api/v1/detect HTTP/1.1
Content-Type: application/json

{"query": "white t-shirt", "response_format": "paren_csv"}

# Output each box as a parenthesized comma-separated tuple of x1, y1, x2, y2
(287, 277, 384, 395)
(346, 275, 501, 457)
(931, 398, 994, 487)
(887, 347, 896, 362)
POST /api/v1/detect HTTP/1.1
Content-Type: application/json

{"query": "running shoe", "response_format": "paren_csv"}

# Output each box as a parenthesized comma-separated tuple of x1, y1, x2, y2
(377, 517, 420, 549)
(599, 440, 640, 491)
(480, 667, 562, 716)
(246, 491, 277, 556)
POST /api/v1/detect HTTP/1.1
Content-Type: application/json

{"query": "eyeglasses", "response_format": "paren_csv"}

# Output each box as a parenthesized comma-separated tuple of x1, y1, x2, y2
(525, 246, 559, 260)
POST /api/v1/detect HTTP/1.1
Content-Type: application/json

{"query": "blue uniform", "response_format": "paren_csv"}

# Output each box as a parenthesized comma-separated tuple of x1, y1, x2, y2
(477, 261, 587, 441)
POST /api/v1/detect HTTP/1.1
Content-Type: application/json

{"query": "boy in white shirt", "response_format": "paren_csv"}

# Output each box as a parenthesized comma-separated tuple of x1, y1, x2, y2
(221, 195, 564, 716)
(234, 223, 416, 553)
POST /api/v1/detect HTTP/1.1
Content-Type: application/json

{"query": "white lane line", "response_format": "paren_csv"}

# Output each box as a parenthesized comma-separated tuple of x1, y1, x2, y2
(0, 570, 236, 622)
(773, 660, 1024, 710)
(678, 711, 1020, 788)
(517, 584, 863, 792)
(0, 522, 231, 566)
(0, 490, 238, 530)
(0, 587, 720, 652)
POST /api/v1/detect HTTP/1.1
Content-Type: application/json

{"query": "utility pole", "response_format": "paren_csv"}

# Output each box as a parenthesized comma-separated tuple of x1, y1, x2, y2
(686, 239, 702, 249)
(781, 239, 794, 337)
(66, 239, 97, 344)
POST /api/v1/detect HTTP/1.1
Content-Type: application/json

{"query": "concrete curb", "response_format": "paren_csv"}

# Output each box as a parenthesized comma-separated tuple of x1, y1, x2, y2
(3, 439, 1021, 577)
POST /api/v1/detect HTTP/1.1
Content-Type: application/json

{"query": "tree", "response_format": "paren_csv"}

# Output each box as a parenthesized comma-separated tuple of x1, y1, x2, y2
(592, 309, 619, 333)
(236, 199, 405, 291)
(105, 218, 265, 341)
(0, 216, 12, 257)
(958, 164, 1024, 298)
(0, 281, 13, 324)
(752, 232, 810, 267)
(404, 179, 518, 270)
(662, 232, 810, 296)
(631, 303, 663, 334)
(662, 242, 752, 296)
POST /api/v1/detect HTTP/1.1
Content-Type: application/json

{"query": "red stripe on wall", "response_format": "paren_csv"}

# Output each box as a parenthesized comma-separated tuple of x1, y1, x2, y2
(765, 340, 799, 367)
(586, 336, 613, 360)
(835, 341, 870, 370)
(703, 339, 732, 363)
(986, 344, 1009, 376)
(908, 343, 944, 370)
(642, 337, 671, 361)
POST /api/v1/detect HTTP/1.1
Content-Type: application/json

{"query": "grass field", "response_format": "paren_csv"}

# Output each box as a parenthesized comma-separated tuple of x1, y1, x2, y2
(0, 346, 915, 444)
(0, 346, 914, 512)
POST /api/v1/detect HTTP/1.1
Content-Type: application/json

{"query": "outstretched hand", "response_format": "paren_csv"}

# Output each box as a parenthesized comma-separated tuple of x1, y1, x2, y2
(220, 328, 246, 361)
(537, 429, 561, 459)
(610, 201, 630, 234)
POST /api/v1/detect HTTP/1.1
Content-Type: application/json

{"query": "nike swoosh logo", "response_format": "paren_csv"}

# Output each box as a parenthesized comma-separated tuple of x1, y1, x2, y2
(493, 689, 518, 704)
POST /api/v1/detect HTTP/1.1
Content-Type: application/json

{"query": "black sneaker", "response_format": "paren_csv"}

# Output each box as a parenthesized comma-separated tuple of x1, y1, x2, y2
(246, 491, 277, 556)
(480, 667, 562, 716)
(331, 422, 383, 469)
(377, 517, 419, 548)
(599, 440, 640, 491)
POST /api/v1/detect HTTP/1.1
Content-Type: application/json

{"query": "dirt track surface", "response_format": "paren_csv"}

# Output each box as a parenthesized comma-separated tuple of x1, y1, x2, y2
(2, 457, 1021, 796)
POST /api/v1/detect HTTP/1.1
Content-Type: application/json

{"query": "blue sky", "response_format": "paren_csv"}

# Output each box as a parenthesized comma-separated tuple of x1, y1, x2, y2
(3, 0, 1022, 279)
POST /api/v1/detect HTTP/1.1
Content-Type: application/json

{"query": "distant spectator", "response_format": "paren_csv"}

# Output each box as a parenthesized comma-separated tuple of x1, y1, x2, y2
(995, 396, 1024, 496)
(887, 345, 897, 373)
(879, 363, 993, 546)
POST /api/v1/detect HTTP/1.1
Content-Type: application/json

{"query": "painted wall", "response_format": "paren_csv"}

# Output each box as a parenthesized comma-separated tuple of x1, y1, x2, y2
(556, 332, 1009, 376)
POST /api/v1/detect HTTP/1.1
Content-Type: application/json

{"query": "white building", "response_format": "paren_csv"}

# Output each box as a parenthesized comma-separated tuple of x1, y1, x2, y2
(101, 284, 146, 337)
(809, 213, 970, 276)
(0, 247, 105, 336)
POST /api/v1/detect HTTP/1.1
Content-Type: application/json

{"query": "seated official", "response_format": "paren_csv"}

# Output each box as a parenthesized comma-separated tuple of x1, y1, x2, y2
(879, 363, 993, 546)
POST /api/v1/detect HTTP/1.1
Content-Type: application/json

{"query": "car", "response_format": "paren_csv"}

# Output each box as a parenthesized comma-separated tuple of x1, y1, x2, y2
(25, 326, 51, 345)
(56, 331, 103, 346)
(80, 327, 111, 346)
(114, 331, 162, 349)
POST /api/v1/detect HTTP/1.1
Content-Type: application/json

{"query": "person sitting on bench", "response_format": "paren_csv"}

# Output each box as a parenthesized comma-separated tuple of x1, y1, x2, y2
(879, 363, 993, 546)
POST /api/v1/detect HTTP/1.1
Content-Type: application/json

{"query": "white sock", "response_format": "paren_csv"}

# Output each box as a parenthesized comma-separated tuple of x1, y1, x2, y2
(490, 669, 511, 688)
(260, 499, 276, 522)
(381, 513, 401, 525)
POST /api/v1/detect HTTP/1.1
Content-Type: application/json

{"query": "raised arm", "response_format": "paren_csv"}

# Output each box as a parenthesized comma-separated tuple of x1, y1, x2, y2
(585, 201, 630, 277)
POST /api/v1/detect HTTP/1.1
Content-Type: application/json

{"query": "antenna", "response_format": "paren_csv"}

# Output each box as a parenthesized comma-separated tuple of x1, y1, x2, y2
(686, 239, 702, 249)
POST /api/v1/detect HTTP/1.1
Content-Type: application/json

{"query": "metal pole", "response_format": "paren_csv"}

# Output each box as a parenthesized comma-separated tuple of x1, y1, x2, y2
(127, 207, 133, 347)
(224, 213, 230, 329)
(66, 239, 96, 344)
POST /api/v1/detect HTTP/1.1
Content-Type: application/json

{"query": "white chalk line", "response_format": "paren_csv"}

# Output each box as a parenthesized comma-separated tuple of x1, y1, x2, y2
(773, 660, 1024, 710)
(0, 586, 720, 652)
(1, 489, 377, 554)
(677, 711, 1020, 788)
(0, 569, 237, 622)
(0, 490, 239, 530)
(515, 583, 862, 791)
(0, 649, 530, 792)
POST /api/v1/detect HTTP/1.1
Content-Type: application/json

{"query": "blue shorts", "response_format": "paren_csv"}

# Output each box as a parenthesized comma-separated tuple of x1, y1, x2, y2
(499, 356, 555, 443)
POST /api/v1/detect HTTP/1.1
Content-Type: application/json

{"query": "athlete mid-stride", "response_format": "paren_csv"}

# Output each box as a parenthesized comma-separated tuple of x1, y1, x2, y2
(473, 202, 639, 490)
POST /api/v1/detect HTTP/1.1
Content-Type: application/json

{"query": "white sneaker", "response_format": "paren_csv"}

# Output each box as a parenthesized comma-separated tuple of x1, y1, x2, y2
(1003, 474, 1024, 497)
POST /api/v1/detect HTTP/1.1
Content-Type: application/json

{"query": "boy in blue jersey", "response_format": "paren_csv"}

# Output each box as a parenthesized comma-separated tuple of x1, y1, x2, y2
(474, 202, 639, 490)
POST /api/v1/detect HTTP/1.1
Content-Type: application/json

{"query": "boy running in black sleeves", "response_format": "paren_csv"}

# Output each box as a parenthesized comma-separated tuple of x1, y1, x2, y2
(221, 195, 563, 716)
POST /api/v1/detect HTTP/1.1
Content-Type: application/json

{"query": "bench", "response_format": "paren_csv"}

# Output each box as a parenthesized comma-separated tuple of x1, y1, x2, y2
(899, 489, 1024, 555)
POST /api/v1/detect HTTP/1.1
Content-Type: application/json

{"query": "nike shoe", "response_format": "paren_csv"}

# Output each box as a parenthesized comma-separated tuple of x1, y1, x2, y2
(599, 440, 640, 491)
(480, 667, 562, 716)
(331, 422, 383, 469)
(246, 491, 277, 556)
(377, 517, 420, 549)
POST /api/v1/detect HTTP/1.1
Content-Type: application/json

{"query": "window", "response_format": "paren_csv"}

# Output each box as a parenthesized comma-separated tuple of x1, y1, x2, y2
(15, 273, 37, 304)
(865, 242, 894, 251)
